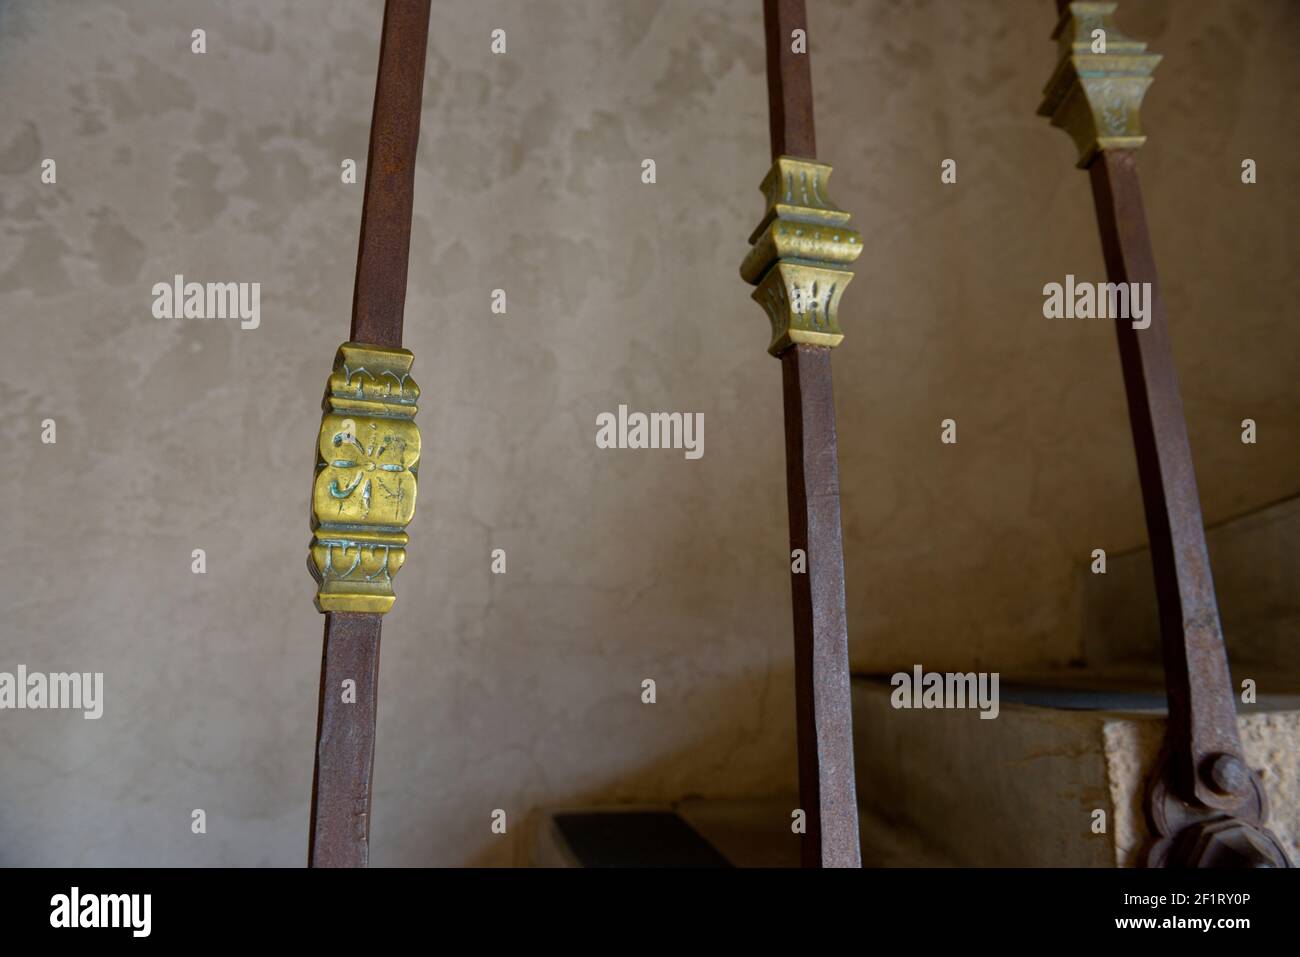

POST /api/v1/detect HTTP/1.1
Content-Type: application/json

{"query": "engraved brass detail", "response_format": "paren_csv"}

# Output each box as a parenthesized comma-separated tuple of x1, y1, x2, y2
(1039, 1, 1162, 168)
(741, 156, 862, 356)
(309, 342, 420, 614)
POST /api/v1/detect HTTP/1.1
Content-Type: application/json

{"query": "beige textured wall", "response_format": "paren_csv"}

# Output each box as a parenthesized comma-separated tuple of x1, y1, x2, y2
(0, 0, 1295, 866)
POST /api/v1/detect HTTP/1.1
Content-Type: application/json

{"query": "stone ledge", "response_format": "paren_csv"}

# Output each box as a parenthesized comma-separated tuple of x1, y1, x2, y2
(852, 676, 1299, 866)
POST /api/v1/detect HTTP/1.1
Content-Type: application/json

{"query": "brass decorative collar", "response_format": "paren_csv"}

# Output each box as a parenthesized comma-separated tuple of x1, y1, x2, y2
(1039, 1, 1162, 168)
(740, 156, 863, 356)
(308, 342, 421, 615)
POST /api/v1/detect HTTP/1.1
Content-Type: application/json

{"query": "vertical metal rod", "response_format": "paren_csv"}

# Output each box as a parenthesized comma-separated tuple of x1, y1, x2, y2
(1087, 151, 1243, 809)
(781, 345, 861, 868)
(764, 0, 817, 159)
(1040, 1, 1287, 864)
(309, 613, 384, 867)
(308, 0, 431, 868)
(762, 0, 861, 868)
(350, 0, 432, 349)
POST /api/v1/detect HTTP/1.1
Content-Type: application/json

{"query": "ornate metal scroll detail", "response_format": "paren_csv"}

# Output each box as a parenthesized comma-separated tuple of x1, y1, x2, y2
(1038, 2, 1162, 168)
(740, 156, 863, 356)
(309, 342, 420, 614)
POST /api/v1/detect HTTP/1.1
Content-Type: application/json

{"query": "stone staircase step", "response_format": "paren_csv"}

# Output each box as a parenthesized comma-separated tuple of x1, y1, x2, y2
(522, 797, 951, 867)
(1084, 495, 1300, 674)
(851, 674, 1300, 867)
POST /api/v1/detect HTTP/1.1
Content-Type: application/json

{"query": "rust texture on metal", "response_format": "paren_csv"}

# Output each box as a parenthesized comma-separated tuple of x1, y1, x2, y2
(349, 0, 433, 350)
(1089, 151, 1240, 808)
(764, 0, 817, 159)
(1085, 135, 1287, 869)
(309, 0, 432, 868)
(309, 612, 384, 868)
(782, 344, 861, 868)
(761, 0, 861, 868)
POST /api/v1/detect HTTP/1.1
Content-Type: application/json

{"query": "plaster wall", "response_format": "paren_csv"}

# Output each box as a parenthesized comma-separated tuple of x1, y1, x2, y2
(0, 0, 1295, 865)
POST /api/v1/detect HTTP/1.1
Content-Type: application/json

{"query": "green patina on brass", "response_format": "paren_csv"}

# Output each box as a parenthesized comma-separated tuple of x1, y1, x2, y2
(309, 342, 420, 614)
(1039, 1, 1162, 168)
(741, 156, 863, 356)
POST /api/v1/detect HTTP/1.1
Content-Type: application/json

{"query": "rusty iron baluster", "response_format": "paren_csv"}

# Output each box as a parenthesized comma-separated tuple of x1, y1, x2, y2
(307, 0, 432, 868)
(1040, 0, 1289, 867)
(741, 0, 862, 868)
